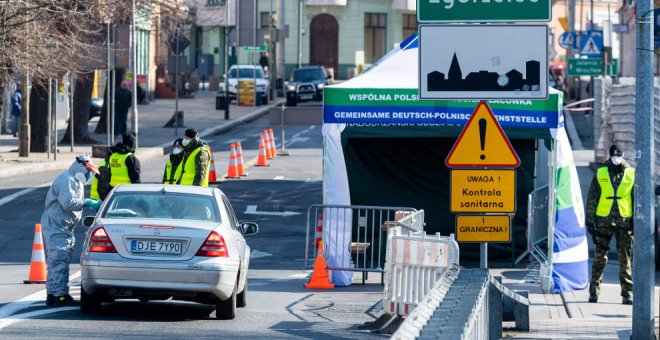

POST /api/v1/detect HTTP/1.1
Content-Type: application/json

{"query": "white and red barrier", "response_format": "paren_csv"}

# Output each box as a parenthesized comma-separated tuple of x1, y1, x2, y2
(383, 226, 460, 316)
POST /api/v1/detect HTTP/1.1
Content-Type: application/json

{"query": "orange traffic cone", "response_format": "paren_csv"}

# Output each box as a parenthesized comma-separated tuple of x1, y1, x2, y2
(268, 128, 277, 159)
(226, 144, 240, 179)
(24, 224, 47, 284)
(256, 135, 269, 167)
(305, 241, 334, 289)
(312, 213, 323, 247)
(263, 130, 274, 159)
(236, 141, 247, 176)
(208, 147, 218, 183)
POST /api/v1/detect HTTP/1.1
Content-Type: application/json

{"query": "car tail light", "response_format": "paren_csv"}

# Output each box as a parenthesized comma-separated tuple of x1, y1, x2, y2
(196, 231, 228, 257)
(89, 227, 117, 253)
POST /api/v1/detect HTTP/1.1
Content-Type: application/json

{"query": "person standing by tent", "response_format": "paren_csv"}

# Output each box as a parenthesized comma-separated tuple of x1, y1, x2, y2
(99, 132, 141, 199)
(586, 144, 635, 305)
(163, 138, 184, 184)
(176, 128, 210, 187)
(41, 154, 101, 306)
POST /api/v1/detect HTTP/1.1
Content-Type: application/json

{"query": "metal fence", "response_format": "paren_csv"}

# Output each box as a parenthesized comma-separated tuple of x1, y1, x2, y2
(383, 225, 460, 317)
(515, 184, 549, 265)
(392, 265, 531, 339)
(392, 265, 490, 340)
(305, 205, 417, 281)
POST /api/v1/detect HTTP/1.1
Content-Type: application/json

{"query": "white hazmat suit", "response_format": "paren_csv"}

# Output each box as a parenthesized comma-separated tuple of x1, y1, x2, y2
(40, 156, 98, 301)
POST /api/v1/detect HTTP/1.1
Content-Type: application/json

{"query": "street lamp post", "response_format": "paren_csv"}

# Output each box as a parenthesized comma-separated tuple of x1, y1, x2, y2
(224, 0, 230, 120)
(131, 0, 139, 148)
(175, 23, 180, 137)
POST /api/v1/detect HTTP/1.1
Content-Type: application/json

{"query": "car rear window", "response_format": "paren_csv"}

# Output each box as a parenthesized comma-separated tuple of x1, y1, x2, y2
(102, 192, 220, 222)
(292, 68, 326, 82)
(229, 67, 264, 79)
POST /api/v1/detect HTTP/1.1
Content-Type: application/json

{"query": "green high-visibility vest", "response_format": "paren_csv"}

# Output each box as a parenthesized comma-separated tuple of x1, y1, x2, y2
(90, 160, 106, 200)
(177, 146, 210, 187)
(164, 158, 178, 184)
(109, 153, 132, 187)
(595, 166, 635, 218)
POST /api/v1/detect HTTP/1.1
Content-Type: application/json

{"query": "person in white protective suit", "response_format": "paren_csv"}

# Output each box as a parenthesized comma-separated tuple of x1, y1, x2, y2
(41, 154, 101, 306)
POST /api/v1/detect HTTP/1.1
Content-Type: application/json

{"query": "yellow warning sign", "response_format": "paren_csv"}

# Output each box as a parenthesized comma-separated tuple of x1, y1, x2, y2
(558, 17, 569, 32)
(456, 215, 511, 243)
(450, 169, 516, 213)
(445, 101, 520, 168)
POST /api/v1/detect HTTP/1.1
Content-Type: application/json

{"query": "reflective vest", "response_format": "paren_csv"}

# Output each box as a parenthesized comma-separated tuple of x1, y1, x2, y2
(109, 152, 132, 187)
(177, 146, 210, 187)
(163, 158, 178, 184)
(90, 160, 105, 200)
(596, 166, 635, 218)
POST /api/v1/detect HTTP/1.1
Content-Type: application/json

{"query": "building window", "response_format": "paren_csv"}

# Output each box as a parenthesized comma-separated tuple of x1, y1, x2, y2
(364, 13, 387, 64)
(402, 14, 417, 39)
(207, 0, 225, 7)
(261, 12, 274, 29)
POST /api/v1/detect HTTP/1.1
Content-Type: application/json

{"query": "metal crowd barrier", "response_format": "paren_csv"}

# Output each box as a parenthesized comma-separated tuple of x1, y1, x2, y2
(305, 205, 417, 283)
(383, 224, 460, 317)
(515, 184, 549, 265)
(392, 265, 530, 340)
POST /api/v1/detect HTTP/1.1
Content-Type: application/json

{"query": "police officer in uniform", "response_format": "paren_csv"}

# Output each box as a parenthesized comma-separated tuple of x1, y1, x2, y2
(586, 144, 635, 305)
(176, 128, 210, 186)
(100, 132, 141, 199)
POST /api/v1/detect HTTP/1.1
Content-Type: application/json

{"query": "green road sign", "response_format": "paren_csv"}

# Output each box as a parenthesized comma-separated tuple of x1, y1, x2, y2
(567, 58, 618, 76)
(417, 0, 551, 23)
(241, 46, 266, 53)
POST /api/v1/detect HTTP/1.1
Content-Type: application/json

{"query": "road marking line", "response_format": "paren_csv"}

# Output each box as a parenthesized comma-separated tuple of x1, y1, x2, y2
(0, 307, 78, 330)
(244, 205, 300, 216)
(250, 250, 274, 259)
(273, 176, 285, 180)
(0, 271, 81, 329)
(0, 182, 51, 208)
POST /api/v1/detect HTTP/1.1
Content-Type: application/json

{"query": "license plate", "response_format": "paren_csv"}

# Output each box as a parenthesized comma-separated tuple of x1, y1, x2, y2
(300, 94, 313, 100)
(131, 240, 183, 255)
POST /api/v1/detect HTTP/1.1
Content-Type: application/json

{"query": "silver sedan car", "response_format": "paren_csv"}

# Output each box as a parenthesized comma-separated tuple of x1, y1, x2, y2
(80, 184, 258, 320)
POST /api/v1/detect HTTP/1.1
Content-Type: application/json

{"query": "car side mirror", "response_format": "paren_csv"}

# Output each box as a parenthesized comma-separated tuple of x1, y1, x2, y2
(655, 185, 660, 196)
(240, 222, 259, 235)
(82, 216, 96, 228)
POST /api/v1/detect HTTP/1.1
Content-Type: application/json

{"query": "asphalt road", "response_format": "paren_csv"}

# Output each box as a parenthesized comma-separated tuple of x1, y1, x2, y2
(0, 116, 386, 339)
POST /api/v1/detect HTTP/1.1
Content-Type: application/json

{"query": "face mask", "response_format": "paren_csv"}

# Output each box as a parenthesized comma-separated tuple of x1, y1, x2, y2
(611, 156, 623, 165)
(182, 138, 191, 147)
(172, 147, 182, 155)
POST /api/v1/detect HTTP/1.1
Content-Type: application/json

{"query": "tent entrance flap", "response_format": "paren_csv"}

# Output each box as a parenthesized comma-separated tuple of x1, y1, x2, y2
(340, 133, 536, 264)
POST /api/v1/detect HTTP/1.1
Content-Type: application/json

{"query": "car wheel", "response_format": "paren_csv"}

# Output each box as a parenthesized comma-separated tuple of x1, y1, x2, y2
(262, 96, 268, 106)
(80, 286, 101, 314)
(216, 284, 236, 319)
(237, 281, 247, 308)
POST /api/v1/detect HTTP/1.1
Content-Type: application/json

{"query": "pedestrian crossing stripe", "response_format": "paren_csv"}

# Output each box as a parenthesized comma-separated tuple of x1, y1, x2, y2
(581, 36, 600, 55)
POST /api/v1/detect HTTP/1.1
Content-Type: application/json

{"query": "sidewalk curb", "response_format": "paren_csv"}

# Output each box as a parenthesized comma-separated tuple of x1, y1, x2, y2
(0, 101, 281, 179)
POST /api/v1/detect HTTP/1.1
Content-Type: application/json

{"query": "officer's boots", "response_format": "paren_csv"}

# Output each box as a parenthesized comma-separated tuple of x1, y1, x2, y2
(588, 293, 598, 303)
(622, 295, 633, 305)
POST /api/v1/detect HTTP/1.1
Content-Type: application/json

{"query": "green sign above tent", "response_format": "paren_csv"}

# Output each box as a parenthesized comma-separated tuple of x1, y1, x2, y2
(417, 0, 551, 23)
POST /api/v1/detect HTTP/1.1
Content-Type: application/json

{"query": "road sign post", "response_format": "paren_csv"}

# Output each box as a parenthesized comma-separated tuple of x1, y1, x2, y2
(446, 102, 519, 269)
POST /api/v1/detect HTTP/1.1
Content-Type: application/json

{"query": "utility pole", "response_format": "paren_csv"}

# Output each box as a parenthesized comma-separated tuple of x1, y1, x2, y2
(297, 0, 302, 68)
(277, 0, 285, 96)
(632, 0, 655, 337)
(224, 0, 230, 120)
(18, 74, 30, 157)
(130, 0, 139, 148)
(175, 23, 180, 137)
(566, 0, 575, 99)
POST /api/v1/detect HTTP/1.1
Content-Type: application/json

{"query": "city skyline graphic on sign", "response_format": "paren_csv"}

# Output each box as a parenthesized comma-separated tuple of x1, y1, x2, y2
(427, 53, 541, 92)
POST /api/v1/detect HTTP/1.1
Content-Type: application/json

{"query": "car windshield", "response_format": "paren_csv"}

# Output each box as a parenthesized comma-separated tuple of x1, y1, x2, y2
(292, 68, 326, 82)
(102, 192, 220, 222)
(229, 68, 264, 79)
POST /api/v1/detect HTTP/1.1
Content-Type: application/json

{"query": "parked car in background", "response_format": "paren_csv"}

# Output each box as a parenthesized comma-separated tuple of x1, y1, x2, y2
(217, 65, 269, 107)
(285, 66, 331, 106)
(80, 184, 258, 320)
(89, 97, 103, 121)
